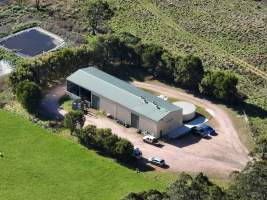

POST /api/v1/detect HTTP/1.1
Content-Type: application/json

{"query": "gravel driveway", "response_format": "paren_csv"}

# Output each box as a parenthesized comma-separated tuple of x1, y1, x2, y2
(85, 81, 249, 176)
(43, 82, 249, 176)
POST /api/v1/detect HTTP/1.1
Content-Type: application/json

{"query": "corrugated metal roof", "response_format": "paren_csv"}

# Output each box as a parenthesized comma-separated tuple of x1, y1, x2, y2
(67, 67, 181, 122)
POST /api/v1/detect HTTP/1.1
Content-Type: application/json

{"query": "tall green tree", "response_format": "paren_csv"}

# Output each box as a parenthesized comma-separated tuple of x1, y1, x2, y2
(115, 139, 134, 161)
(85, 0, 114, 35)
(140, 44, 164, 75)
(199, 71, 238, 102)
(16, 81, 42, 113)
(174, 55, 204, 90)
(227, 161, 267, 200)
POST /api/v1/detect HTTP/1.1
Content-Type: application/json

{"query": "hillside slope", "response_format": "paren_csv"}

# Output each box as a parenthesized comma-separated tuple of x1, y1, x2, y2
(0, 0, 266, 108)
(110, 0, 267, 109)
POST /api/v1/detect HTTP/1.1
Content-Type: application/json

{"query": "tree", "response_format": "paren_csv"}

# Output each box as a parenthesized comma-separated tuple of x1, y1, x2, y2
(76, 125, 97, 146)
(102, 134, 119, 155)
(114, 139, 134, 161)
(199, 71, 238, 102)
(64, 110, 85, 134)
(174, 55, 204, 90)
(35, 0, 41, 10)
(123, 162, 267, 200)
(227, 161, 267, 200)
(160, 51, 177, 80)
(16, 81, 42, 113)
(140, 44, 164, 75)
(85, 0, 114, 35)
(91, 35, 132, 67)
(94, 128, 113, 148)
(122, 190, 168, 200)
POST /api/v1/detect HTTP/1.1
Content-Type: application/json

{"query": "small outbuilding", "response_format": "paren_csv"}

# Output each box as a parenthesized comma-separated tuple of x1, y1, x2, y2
(66, 67, 183, 138)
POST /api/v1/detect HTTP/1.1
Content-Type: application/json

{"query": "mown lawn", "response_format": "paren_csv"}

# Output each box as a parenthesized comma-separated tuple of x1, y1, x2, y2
(0, 110, 173, 200)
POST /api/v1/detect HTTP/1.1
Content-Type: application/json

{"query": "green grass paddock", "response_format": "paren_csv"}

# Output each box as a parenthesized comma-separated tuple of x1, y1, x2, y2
(0, 110, 173, 200)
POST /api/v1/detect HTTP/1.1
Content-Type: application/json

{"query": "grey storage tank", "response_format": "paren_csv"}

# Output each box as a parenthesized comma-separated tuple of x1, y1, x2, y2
(173, 101, 196, 121)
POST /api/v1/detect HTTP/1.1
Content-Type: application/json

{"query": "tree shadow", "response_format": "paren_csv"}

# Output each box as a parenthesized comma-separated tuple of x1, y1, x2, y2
(229, 102, 267, 119)
(107, 64, 150, 82)
(124, 157, 156, 172)
(86, 146, 155, 172)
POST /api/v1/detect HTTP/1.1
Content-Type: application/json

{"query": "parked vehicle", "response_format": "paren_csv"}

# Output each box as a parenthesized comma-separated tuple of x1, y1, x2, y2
(191, 124, 215, 138)
(116, 119, 124, 125)
(143, 135, 159, 145)
(106, 113, 113, 119)
(148, 157, 166, 167)
(72, 100, 82, 110)
(133, 148, 142, 159)
(115, 119, 130, 128)
(124, 123, 130, 128)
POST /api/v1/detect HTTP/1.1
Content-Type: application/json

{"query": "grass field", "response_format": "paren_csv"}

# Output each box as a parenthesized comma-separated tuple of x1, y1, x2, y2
(0, 110, 175, 200)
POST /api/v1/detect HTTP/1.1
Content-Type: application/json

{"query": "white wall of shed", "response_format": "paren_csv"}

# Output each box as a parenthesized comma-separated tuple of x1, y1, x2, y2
(139, 116, 159, 138)
(158, 109, 183, 136)
(99, 96, 117, 117)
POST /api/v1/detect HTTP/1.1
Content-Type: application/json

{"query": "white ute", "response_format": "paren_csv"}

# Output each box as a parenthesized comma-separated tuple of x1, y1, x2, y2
(143, 135, 158, 145)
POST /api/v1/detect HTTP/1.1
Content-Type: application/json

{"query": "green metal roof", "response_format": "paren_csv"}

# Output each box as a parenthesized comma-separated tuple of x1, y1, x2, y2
(67, 67, 181, 122)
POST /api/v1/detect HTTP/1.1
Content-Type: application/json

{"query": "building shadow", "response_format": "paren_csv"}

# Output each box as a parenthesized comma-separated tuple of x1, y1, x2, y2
(165, 134, 202, 148)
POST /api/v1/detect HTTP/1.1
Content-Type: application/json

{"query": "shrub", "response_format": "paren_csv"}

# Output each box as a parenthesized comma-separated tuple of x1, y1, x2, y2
(9, 46, 95, 90)
(58, 94, 71, 106)
(199, 71, 239, 102)
(16, 81, 42, 113)
(11, 22, 38, 34)
(139, 44, 164, 75)
(64, 110, 85, 133)
(114, 139, 134, 161)
(76, 125, 133, 162)
(76, 125, 97, 146)
(102, 134, 120, 155)
(227, 161, 267, 200)
(85, 0, 114, 35)
(94, 128, 113, 148)
(174, 55, 204, 90)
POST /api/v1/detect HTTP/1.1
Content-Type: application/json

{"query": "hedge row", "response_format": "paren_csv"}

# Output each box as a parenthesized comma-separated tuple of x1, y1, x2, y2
(9, 33, 240, 103)
(76, 125, 134, 162)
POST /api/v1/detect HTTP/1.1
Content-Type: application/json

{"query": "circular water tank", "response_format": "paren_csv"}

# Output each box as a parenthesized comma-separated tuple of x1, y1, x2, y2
(173, 101, 196, 121)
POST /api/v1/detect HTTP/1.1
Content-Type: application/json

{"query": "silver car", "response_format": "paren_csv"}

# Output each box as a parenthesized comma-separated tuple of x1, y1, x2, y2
(148, 156, 166, 167)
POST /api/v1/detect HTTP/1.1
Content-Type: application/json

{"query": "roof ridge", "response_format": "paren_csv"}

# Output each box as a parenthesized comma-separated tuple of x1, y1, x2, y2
(80, 69, 170, 114)
(67, 67, 181, 121)
(80, 68, 168, 109)
(87, 68, 176, 109)
(80, 68, 145, 103)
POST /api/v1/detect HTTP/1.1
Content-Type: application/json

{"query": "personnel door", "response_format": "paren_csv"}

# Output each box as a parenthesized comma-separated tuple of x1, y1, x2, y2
(131, 113, 139, 129)
(91, 94, 100, 109)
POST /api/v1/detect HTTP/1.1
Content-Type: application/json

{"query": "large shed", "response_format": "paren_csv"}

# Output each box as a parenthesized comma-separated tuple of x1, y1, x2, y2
(66, 67, 183, 138)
